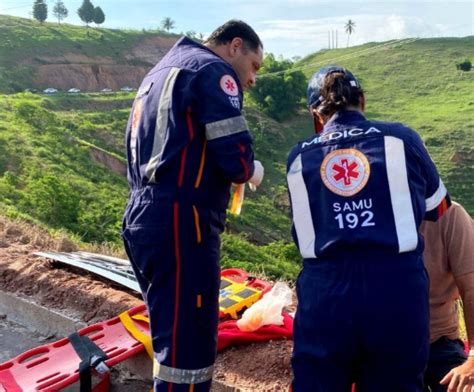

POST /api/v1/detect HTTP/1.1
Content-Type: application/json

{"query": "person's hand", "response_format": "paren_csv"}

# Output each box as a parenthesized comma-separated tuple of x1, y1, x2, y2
(248, 160, 264, 191)
(440, 357, 474, 392)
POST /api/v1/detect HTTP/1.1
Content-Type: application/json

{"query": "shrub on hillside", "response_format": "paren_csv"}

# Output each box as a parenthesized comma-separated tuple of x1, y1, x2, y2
(14, 102, 58, 131)
(456, 59, 472, 72)
(248, 54, 306, 122)
(22, 173, 80, 230)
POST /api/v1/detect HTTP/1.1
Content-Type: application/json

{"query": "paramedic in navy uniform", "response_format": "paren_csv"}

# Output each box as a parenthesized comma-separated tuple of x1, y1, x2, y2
(122, 21, 264, 392)
(287, 66, 451, 392)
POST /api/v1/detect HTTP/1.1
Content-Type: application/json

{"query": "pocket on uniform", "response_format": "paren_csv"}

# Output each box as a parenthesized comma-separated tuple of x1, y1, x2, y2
(195, 207, 226, 243)
(122, 201, 173, 244)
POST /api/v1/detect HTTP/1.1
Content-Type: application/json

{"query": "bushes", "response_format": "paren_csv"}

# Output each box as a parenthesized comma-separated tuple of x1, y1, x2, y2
(456, 59, 472, 72)
(14, 101, 58, 131)
(249, 54, 306, 121)
(22, 173, 80, 230)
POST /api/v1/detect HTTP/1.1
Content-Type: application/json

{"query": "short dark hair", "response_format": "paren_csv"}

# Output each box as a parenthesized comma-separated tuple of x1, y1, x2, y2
(205, 20, 262, 52)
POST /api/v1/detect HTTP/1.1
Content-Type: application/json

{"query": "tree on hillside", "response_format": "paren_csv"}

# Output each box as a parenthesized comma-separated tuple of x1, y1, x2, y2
(52, 0, 68, 24)
(161, 17, 175, 32)
(248, 54, 306, 121)
(77, 0, 95, 27)
(345, 19, 356, 48)
(32, 0, 48, 24)
(93, 6, 105, 26)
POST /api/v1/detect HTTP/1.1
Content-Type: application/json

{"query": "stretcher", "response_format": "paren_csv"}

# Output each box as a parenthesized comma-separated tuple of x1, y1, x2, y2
(0, 305, 149, 392)
(0, 266, 273, 391)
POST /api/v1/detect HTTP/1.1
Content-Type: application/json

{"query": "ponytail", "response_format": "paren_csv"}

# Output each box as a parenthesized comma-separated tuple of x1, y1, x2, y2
(316, 72, 363, 117)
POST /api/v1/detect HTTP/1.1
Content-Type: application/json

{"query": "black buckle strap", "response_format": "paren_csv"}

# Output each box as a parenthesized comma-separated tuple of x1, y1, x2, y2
(69, 332, 109, 392)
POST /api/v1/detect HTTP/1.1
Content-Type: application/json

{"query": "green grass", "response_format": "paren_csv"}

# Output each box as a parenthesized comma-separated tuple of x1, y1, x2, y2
(296, 36, 474, 215)
(0, 15, 178, 92)
(0, 91, 302, 279)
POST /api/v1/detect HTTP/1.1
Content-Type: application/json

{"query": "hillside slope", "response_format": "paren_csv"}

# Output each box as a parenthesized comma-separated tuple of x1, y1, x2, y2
(0, 91, 302, 279)
(295, 37, 474, 214)
(0, 15, 178, 92)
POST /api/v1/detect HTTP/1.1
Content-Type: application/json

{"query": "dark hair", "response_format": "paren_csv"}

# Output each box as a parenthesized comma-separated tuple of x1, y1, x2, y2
(317, 72, 363, 117)
(205, 20, 262, 52)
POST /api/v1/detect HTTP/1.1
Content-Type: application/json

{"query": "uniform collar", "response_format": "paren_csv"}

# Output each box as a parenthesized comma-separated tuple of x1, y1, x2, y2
(324, 110, 366, 128)
(177, 36, 209, 51)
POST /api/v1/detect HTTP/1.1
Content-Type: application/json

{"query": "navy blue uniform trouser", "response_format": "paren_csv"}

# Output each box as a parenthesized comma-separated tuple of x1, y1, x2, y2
(424, 337, 467, 392)
(123, 202, 222, 392)
(291, 255, 430, 392)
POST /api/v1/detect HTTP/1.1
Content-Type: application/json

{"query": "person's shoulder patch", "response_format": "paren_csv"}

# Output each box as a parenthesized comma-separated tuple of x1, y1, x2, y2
(220, 74, 239, 96)
(320, 148, 370, 197)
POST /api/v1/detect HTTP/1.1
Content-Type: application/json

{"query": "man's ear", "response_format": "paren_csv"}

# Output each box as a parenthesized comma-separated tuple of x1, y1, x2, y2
(229, 37, 243, 56)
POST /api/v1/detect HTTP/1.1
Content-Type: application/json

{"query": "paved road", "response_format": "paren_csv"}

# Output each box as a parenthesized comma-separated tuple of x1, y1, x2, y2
(0, 314, 56, 363)
(0, 314, 151, 391)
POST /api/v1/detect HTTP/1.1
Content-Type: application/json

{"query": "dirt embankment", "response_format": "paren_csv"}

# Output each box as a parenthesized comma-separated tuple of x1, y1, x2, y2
(34, 64, 150, 91)
(29, 36, 178, 91)
(89, 146, 127, 177)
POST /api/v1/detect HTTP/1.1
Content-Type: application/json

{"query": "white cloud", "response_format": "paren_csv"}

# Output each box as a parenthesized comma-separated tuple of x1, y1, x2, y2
(258, 14, 457, 57)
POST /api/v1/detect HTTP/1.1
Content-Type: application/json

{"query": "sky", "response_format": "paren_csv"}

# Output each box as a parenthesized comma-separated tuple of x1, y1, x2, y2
(0, 0, 472, 58)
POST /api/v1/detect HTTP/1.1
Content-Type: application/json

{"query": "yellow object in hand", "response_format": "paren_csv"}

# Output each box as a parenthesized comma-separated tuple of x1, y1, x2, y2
(230, 183, 245, 215)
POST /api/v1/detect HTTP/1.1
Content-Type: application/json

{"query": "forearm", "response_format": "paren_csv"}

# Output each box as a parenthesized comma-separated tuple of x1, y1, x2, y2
(456, 272, 474, 348)
(463, 289, 474, 348)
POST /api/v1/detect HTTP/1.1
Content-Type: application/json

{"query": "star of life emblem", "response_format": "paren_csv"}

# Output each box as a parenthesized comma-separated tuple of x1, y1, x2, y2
(320, 148, 370, 197)
(220, 74, 239, 96)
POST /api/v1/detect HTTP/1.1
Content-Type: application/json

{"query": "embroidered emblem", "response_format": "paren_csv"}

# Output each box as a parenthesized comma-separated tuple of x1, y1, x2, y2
(220, 74, 239, 96)
(320, 148, 370, 197)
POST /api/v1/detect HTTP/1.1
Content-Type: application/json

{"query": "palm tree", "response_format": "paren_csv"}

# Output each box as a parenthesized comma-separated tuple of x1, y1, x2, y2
(161, 17, 175, 32)
(345, 19, 356, 48)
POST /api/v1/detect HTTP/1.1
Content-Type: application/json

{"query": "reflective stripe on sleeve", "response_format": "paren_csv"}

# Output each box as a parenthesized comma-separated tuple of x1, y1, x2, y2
(153, 360, 214, 384)
(384, 136, 418, 253)
(425, 179, 447, 211)
(287, 154, 317, 258)
(205, 115, 248, 140)
(145, 67, 181, 183)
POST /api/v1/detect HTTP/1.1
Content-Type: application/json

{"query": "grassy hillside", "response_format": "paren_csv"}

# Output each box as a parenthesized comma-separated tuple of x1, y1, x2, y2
(0, 15, 176, 92)
(0, 16, 472, 281)
(296, 37, 474, 214)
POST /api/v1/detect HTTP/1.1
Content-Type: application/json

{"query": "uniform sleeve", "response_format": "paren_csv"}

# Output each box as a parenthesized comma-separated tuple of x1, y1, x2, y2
(193, 62, 254, 184)
(444, 203, 474, 278)
(410, 130, 451, 221)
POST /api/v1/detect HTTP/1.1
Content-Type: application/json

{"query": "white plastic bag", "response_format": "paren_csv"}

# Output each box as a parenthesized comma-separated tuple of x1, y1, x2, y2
(237, 282, 293, 332)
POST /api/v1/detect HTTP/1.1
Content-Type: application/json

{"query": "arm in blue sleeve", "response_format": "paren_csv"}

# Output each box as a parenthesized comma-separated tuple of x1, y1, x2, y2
(194, 63, 255, 183)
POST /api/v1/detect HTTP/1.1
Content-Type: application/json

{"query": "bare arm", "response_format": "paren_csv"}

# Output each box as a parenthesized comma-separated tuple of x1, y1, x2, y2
(439, 203, 474, 392)
(440, 272, 474, 391)
(457, 272, 474, 349)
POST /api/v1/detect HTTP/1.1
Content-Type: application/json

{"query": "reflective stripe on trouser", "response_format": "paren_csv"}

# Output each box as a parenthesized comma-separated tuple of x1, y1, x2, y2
(291, 254, 429, 392)
(153, 362, 214, 384)
(122, 203, 221, 392)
